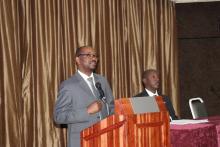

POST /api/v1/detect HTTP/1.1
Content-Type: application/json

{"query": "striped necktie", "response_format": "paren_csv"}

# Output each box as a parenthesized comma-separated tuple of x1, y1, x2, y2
(87, 77, 99, 98)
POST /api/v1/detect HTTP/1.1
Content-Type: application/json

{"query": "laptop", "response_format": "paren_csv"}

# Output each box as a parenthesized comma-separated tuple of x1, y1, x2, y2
(130, 96, 159, 114)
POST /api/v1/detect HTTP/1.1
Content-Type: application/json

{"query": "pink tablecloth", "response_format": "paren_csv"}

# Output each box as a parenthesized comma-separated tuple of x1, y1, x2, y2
(208, 116, 220, 146)
(171, 123, 218, 147)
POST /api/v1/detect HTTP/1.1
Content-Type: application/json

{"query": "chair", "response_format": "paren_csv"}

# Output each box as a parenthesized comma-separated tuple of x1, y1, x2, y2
(189, 97, 208, 119)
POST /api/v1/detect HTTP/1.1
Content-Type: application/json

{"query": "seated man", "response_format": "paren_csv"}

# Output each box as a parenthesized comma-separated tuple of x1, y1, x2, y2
(134, 69, 178, 120)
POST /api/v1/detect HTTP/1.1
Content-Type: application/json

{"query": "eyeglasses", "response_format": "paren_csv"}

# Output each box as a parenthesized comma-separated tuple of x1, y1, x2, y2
(78, 53, 98, 58)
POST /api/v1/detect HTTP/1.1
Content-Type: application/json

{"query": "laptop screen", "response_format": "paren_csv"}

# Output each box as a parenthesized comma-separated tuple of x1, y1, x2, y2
(130, 96, 159, 114)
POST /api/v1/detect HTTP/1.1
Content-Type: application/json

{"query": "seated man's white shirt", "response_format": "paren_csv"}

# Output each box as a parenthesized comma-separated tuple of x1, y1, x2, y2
(145, 88, 158, 96)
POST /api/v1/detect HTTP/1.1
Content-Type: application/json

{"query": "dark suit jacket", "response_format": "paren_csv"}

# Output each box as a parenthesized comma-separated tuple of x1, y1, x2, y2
(54, 72, 114, 147)
(134, 90, 178, 120)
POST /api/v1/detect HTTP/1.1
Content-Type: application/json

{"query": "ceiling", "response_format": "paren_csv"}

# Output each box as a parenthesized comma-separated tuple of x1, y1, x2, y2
(172, 0, 220, 3)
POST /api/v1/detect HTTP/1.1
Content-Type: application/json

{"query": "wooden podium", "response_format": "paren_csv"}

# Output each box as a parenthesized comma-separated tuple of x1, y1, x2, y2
(81, 96, 170, 147)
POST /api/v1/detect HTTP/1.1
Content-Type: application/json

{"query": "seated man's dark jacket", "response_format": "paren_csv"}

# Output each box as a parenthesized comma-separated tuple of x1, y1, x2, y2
(134, 90, 178, 120)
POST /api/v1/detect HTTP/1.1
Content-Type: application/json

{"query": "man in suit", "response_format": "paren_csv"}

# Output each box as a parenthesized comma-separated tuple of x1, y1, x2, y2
(54, 46, 114, 147)
(134, 69, 178, 120)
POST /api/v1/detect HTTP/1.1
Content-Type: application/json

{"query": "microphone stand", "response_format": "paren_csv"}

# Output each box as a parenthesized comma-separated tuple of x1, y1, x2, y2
(95, 82, 110, 116)
(100, 97, 110, 116)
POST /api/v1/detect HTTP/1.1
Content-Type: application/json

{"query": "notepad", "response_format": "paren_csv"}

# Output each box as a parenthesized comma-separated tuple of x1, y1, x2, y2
(170, 119, 209, 125)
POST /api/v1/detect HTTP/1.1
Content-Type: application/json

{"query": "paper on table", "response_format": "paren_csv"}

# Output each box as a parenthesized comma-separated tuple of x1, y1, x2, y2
(170, 119, 209, 125)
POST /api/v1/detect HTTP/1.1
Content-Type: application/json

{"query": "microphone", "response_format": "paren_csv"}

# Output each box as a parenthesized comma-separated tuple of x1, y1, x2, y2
(95, 82, 106, 102)
(95, 82, 110, 115)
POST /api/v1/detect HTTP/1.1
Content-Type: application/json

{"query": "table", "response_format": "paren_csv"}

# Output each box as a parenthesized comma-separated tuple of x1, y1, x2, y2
(170, 116, 220, 147)
(207, 116, 220, 146)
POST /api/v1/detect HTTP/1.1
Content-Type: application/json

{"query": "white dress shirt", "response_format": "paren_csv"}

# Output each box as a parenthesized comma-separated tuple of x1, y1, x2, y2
(145, 88, 158, 96)
(77, 70, 96, 92)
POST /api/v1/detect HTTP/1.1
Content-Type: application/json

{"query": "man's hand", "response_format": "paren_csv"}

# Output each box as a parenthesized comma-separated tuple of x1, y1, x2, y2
(87, 100, 102, 114)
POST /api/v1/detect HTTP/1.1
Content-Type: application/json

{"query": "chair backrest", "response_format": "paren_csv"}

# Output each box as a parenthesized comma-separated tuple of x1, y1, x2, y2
(189, 97, 208, 119)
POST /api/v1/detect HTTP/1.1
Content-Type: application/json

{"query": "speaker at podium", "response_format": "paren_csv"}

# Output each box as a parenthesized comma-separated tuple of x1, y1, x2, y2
(81, 96, 170, 147)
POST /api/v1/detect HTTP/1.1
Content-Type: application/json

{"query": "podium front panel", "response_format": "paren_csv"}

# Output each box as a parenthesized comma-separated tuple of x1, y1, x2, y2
(81, 96, 170, 147)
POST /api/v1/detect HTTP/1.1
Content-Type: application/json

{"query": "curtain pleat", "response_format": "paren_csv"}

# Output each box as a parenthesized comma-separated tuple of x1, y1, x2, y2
(0, 0, 179, 147)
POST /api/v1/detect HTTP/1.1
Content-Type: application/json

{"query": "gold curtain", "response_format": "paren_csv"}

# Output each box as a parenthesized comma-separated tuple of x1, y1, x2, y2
(0, 0, 179, 147)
